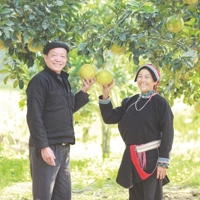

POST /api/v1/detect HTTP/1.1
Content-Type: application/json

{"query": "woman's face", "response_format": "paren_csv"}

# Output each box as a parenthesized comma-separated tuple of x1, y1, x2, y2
(136, 68, 157, 94)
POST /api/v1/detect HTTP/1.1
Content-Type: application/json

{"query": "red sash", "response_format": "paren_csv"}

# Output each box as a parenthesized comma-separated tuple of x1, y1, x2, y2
(130, 145, 156, 180)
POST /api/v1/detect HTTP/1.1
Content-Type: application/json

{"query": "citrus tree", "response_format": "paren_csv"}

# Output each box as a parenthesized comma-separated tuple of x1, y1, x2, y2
(0, 0, 200, 156)
(0, 0, 199, 104)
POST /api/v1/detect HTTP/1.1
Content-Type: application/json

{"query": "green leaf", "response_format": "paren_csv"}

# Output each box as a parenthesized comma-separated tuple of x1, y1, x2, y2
(56, 0, 64, 6)
(3, 28, 11, 38)
(195, 30, 200, 36)
(0, 69, 9, 74)
(78, 42, 87, 51)
(133, 55, 139, 65)
(0, 7, 12, 15)
(3, 75, 9, 84)
(48, 27, 56, 34)
(13, 80, 19, 88)
(105, 4, 117, 13)
(59, 8, 70, 13)
(42, 20, 49, 30)
(82, 12, 94, 20)
(0, 20, 7, 26)
(19, 79, 24, 89)
(141, 6, 155, 13)
(9, 46, 14, 56)
(95, 53, 104, 67)
(45, 6, 51, 13)
(28, 57, 34, 68)
(36, 9, 45, 17)
(29, 14, 35, 20)
(127, 1, 140, 8)
(119, 33, 126, 41)
(24, 5, 32, 12)
(58, 27, 67, 33)
(167, 80, 174, 93)
(172, 62, 182, 71)
(4, 21, 15, 26)
(86, 45, 95, 54)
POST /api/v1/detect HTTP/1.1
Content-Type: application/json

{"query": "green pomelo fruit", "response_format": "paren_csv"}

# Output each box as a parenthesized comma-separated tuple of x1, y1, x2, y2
(73, 112, 82, 122)
(96, 69, 113, 85)
(110, 44, 125, 55)
(183, 0, 197, 4)
(194, 102, 200, 114)
(78, 64, 96, 79)
(166, 15, 184, 33)
(188, 4, 197, 12)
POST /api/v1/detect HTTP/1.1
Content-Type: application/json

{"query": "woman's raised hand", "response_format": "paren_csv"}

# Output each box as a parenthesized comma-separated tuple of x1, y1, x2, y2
(102, 80, 114, 100)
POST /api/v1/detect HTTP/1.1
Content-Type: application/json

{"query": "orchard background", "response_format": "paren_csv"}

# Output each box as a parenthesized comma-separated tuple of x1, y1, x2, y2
(0, 0, 200, 199)
(0, 0, 200, 105)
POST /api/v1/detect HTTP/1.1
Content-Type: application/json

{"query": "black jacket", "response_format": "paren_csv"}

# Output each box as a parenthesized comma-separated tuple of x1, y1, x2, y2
(26, 66, 89, 149)
(99, 94, 174, 187)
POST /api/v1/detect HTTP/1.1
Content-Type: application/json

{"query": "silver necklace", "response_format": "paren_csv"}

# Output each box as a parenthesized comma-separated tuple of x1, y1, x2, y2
(126, 93, 158, 112)
(134, 98, 152, 111)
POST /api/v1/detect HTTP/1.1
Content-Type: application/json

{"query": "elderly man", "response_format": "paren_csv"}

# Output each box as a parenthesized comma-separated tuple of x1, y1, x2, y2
(26, 41, 95, 200)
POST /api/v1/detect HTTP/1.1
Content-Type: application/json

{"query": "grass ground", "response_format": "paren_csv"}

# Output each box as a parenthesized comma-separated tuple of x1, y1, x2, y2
(0, 89, 200, 199)
(0, 152, 200, 200)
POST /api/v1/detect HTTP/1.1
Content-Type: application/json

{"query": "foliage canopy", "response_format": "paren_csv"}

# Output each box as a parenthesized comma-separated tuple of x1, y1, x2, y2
(0, 0, 200, 105)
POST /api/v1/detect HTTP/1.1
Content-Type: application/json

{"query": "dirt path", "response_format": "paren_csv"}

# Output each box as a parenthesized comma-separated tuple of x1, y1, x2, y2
(164, 188, 200, 200)
(0, 182, 200, 200)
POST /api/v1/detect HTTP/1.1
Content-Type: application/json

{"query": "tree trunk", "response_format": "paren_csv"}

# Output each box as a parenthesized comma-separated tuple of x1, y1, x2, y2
(101, 122, 111, 159)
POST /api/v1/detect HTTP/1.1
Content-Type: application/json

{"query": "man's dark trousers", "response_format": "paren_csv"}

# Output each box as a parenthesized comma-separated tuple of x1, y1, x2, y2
(29, 144, 71, 200)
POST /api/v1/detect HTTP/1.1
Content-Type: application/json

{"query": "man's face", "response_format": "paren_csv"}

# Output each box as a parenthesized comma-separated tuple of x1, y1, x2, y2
(44, 48, 67, 74)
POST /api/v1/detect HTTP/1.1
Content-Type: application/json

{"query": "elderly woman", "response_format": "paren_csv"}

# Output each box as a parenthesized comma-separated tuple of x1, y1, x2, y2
(98, 64, 174, 200)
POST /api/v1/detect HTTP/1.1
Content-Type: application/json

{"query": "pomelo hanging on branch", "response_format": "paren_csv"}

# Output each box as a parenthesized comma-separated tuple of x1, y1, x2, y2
(194, 101, 200, 114)
(17, 32, 22, 43)
(73, 112, 82, 122)
(78, 64, 96, 79)
(188, 4, 197, 12)
(28, 39, 43, 52)
(0, 40, 8, 50)
(110, 44, 125, 55)
(96, 69, 113, 85)
(166, 15, 184, 33)
(183, 0, 197, 4)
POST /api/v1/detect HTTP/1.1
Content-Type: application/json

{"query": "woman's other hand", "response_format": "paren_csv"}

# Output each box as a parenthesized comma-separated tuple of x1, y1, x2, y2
(156, 166, 167, 179)
(102, 80, 114, 100)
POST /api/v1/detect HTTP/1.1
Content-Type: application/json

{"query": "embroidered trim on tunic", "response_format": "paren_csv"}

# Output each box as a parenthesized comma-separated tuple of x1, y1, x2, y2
(99, 97, 111, 104)
(138, 90, 155, 99)
(157, 162, 169, 168)
(157, 157, 170, 163)
(157, 157, 170, 168)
